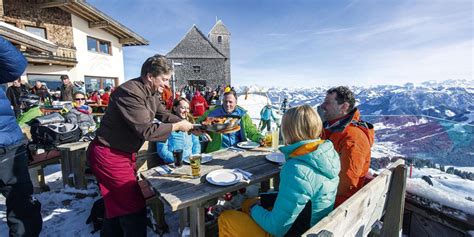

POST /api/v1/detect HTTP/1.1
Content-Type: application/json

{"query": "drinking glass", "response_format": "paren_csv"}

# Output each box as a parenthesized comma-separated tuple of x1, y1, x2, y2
(271, 128, 279, 152)
(173, 149, 183, 167)
(264, 131, 272, 147)
(189, 154, 202, 178)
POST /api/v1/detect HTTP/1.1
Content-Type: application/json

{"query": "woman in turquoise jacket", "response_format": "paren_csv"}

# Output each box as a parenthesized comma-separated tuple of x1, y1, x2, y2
(218, 104, 341, 236)
(156, 98, 201, 165)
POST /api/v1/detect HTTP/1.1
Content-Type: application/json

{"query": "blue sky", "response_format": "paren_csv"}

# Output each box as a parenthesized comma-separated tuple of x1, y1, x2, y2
(89, 0, 472, 88)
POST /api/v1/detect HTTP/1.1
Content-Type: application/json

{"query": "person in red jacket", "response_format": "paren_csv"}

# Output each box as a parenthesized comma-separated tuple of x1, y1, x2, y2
(100, 86, 111, 105)
(190, 90, 208, 117)
(320, 86, 374, 207)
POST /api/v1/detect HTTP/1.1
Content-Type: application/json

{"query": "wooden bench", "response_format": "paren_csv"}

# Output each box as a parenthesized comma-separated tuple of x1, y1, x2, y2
(28, 149, 62, 192)
(302, 159, 406, 236)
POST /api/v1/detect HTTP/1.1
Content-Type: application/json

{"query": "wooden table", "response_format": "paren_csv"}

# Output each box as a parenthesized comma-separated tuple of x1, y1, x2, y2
(57, 141, 90, 189)
(141, 147, 281, 237)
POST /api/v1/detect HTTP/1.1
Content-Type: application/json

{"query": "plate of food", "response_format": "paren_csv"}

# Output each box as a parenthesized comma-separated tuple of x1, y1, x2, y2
(237, 141, 260, 149)
(196, 116, 241, 133)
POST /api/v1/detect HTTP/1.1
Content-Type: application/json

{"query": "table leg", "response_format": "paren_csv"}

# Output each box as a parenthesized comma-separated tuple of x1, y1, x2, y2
(72, 150, 87, 189)
(189, 203, 205, 237)
(260, 180, 270, 192)
(179, 208, 189, 234)
(60, 150, 71, 187)
(60, 149, 87, 189)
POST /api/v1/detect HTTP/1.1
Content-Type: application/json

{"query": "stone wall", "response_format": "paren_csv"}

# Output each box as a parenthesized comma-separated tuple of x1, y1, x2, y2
(173, 58, 229, 90)
(2, 0, 74, 49)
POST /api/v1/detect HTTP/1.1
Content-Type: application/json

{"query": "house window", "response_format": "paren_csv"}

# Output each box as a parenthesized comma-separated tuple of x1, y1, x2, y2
(85, 76, 118, 93)
(217, 36, 222, 44)
(25, 26, 46, 39)
(27, 74, 62, 91)
(87, 36, 112, 55)
(193, 66, 201, 73)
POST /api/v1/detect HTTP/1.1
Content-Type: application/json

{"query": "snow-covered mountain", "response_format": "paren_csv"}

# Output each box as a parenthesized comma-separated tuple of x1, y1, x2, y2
(239, 80, 474, 166)
(241, 79, 474, 124)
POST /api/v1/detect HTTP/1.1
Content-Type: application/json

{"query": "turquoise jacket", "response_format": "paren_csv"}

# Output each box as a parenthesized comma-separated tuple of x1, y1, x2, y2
(260, 105, 276, 121)
(156, 131, 201, 164)
(251, 139, 340, 236)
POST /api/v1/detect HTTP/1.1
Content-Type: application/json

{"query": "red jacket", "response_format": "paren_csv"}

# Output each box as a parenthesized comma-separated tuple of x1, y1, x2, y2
(321, 108, 374, 207)
(190, 94, 208, 116)
(101, 93, 110, 105)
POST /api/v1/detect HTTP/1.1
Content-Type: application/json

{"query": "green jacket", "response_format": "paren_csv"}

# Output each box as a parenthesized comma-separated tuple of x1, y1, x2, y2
(197, 105, 263, 153)
(17, 106, 42, 128)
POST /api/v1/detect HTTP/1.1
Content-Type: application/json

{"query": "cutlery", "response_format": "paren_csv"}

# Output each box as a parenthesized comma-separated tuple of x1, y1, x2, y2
(161, 173, 194, 179)
(233, 168, 252, 183)
(228, 147, 245, 152)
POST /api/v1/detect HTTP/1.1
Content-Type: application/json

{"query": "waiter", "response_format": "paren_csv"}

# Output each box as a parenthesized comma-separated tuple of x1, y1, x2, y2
(87, 54, 194, 236)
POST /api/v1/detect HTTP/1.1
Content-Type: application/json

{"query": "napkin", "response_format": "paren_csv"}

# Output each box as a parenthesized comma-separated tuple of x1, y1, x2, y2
(233, 168, 253, 179)
(154, 165, 173, 175)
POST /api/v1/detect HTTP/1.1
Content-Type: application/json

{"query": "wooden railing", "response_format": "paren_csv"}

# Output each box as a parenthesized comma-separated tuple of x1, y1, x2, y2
(303, 159, 406, 237)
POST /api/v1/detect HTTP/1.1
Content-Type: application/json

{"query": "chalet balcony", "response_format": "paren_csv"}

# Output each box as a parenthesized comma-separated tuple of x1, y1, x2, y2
(24, 46, 78, 67)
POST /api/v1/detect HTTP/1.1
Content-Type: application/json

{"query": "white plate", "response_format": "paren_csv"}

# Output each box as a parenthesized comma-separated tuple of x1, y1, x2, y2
(265, 153, 286, 164)
(183, 154, 213, 164)
(206, 169, 243, 186)
(236, 141, 260, 149)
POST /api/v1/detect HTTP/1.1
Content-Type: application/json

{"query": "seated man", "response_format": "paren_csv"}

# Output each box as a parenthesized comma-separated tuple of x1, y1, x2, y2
(320, 86, 374, 207)
(197, 90, 263, 153)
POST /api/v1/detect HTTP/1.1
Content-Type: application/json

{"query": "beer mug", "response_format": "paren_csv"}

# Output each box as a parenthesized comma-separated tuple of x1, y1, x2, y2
(189, 154, 202, 178)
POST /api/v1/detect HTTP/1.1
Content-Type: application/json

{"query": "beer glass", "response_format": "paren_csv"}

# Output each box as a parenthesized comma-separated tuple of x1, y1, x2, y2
(264, 131, 272, 147)
(189, 154, 202, 178)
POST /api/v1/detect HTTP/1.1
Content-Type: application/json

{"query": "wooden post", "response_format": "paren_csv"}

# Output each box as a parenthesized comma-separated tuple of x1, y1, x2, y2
(179, 208, 189, 234)
(381, 164, 407, 236)
(60, 150, 71, 187)
(189, 203, 205, 237)
(0, 0, 4, 19)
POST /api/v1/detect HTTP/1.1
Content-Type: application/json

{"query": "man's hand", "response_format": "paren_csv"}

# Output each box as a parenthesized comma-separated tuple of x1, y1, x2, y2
(172, 120, 193, 132)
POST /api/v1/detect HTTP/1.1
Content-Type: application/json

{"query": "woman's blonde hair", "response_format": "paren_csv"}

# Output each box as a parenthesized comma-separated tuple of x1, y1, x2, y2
(281, 104, 322, 144)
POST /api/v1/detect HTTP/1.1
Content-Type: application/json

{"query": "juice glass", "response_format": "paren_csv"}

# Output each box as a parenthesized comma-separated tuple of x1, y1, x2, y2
(271, 128, 279, 151)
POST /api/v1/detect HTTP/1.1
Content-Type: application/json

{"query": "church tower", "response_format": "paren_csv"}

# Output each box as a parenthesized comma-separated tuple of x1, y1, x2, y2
(209, 20, 231, 85)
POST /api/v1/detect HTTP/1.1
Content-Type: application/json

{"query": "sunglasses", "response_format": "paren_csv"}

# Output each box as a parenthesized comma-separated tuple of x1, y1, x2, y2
(75, 98, 86, 101)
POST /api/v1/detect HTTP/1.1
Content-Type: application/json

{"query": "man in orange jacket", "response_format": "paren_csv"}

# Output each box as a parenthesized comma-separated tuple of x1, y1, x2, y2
(320, 86, 374, 207)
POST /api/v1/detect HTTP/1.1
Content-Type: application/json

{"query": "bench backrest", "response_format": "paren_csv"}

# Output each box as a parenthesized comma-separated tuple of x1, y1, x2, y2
(302, 159, 406, 237)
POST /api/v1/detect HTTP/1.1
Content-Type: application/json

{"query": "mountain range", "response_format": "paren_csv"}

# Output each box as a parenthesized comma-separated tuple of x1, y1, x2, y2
(240, 79, 474, 166)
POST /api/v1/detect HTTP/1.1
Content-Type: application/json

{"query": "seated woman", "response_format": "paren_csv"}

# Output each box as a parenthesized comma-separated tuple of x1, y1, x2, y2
(218, 104, 341, 236)
(154, 98, 201, 166)
(65, 91, 96, 135)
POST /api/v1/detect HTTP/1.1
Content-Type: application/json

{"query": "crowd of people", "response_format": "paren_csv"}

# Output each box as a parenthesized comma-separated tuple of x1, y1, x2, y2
(1, 33, 375, 236)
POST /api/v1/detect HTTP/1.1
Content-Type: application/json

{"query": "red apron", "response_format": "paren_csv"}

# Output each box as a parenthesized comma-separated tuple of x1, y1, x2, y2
(87, 140, 145, 218)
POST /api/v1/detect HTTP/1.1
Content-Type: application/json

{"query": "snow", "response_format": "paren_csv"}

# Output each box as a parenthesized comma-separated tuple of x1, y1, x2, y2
(407, 168, 474, 215)
(445, 109, 455, 117)
(371, 142, 403, 158)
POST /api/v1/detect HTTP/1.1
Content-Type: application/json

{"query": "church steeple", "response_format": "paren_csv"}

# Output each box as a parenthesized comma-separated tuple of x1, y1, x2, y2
(209, 20, 231, 83)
